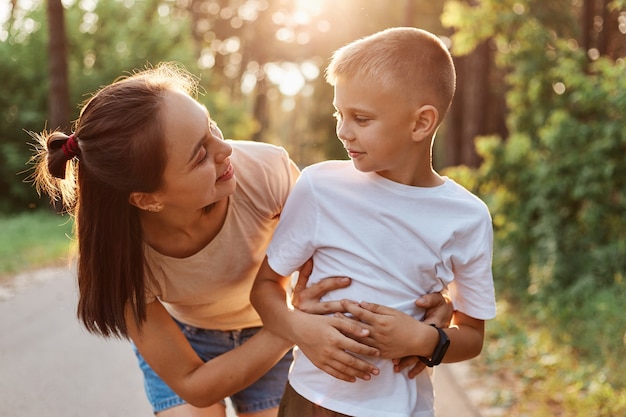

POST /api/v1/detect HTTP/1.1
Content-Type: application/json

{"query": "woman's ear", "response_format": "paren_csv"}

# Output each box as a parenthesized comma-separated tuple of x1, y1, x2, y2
(411, 105, 439, 142)
(129, 192, 163, 212)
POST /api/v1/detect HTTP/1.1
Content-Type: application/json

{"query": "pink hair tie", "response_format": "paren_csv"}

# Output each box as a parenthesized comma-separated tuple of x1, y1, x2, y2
(62, 134, 80, 160)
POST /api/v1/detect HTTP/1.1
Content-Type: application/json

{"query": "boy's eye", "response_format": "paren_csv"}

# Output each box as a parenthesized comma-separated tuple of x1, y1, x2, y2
(355, 116, 369, 123)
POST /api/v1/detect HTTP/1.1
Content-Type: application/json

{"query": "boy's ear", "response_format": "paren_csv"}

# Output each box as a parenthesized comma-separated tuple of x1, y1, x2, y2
(411, 105, 439, 142)
(129, 192, 162, 212)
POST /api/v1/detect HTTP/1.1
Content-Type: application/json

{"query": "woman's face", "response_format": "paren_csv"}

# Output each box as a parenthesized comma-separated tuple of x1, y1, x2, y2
(155, 89, 235, 212)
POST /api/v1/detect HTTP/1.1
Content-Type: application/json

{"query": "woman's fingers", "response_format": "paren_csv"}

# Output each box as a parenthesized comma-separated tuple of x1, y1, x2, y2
(293, 277, 351, 314)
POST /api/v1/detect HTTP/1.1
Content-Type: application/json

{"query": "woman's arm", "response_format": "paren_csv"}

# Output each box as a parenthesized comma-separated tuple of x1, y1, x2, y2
(125, 300, 291, 408)
(250, 256, 380, 382)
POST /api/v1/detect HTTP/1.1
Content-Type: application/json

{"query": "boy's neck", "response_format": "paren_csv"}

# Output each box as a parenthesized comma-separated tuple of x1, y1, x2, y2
(374, 166, 444, 187)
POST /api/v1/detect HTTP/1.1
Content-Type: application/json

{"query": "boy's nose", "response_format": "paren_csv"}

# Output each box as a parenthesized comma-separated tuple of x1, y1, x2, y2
(336, 122, 354, 142)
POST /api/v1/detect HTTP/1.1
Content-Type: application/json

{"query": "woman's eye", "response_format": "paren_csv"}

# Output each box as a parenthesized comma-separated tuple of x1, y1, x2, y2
(355, 116, 369, 124)
(196, 147, 209, 165)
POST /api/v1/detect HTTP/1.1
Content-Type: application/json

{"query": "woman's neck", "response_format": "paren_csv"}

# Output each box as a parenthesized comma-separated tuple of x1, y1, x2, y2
(141, 198, 229, 258)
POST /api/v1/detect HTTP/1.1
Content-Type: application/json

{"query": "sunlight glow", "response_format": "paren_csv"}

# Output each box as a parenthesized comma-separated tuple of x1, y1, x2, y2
(265, 62, 305, 96)
(552, 82, 566, 95)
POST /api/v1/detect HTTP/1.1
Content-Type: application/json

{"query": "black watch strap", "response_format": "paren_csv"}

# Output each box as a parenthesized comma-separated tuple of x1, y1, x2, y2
(418, 324, 450, 367)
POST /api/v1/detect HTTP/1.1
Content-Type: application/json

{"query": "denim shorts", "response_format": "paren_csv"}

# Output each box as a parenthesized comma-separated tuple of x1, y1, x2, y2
(132, 320, 293, 414)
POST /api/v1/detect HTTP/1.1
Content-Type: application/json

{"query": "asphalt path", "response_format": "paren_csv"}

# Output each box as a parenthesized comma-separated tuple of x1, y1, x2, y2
(0, 267, 482, 417)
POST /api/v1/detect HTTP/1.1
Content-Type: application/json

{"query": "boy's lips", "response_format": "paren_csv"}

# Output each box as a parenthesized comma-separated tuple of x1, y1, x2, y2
(346, 148, 364, 158)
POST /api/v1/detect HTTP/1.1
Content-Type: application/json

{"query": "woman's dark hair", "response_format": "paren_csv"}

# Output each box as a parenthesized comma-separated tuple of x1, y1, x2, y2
(30, 63, 198, 338)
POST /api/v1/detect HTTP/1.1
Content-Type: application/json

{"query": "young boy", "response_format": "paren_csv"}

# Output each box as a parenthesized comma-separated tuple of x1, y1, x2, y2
(251, 27, 496, 417)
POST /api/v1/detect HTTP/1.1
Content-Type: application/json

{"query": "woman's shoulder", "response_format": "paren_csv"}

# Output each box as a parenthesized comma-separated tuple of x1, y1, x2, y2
(229, 140, 288, 162)
(228, 140, 297, 216)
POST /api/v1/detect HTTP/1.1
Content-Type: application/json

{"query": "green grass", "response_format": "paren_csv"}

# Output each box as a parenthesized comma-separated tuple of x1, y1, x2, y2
(0, 210, 75, 282)
(476, 291, 626, 416)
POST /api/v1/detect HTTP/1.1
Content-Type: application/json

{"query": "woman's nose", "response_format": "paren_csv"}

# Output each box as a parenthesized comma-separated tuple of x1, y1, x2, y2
(214, 138, 233, 163)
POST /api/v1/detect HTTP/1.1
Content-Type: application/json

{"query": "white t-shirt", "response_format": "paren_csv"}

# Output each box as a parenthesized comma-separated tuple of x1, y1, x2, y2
(267, 160, 496, 417)
(143, 140, 299, 330)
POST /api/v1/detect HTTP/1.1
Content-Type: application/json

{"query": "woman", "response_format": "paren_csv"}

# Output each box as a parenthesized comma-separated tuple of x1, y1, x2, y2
(31, 63, 449, 416)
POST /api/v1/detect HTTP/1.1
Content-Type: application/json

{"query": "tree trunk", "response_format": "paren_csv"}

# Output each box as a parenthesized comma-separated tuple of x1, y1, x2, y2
(252, 77, 269, 142)
(442, 55, 465, 168)
(47, 0, 70, 132)
(580, 0, 595, 53)
(598, 0, 626, 59)
(460, 40, 490, 167)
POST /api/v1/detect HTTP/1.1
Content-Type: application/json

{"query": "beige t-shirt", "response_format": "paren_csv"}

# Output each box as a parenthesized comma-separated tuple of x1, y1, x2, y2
(143, 140, 299, 330)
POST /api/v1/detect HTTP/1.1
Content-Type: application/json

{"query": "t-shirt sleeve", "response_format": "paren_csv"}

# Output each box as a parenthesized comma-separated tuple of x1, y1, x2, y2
(266, 169, 317, 276)
(268, 146, 300, 217)
(447, 212, 497, 320)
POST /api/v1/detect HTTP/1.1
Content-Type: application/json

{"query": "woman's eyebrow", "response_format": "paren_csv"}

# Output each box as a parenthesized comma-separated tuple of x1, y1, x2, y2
(187, 109, 211, 164)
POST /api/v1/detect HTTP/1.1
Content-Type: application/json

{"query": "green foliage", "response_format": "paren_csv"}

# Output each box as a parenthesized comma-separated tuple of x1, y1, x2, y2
(443, 0, 626, 410)
(444, 0, 626, 297)
(0, 210, 74, 279)
(479, 298, 626, 415)
(0, 0, 256, 213)
(476, 52, 626, 296)
(0, 4, 48, 212)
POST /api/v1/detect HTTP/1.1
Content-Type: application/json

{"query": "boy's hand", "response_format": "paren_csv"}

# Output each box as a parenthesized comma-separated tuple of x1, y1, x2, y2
(293, 312, 380, 382)
(391, 293, 453, 377)
(338, 301, 418, 359)
(337, 300, 440, 360)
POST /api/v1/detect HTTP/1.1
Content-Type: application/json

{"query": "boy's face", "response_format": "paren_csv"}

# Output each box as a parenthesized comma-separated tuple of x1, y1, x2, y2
(332, 76, 422, 184)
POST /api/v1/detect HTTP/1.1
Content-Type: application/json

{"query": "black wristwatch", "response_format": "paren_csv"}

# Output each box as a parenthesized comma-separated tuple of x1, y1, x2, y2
(418, 324, 450, 367)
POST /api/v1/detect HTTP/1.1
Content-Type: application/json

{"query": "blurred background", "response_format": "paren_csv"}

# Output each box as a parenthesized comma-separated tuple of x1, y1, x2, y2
(0, 0, 625, 415)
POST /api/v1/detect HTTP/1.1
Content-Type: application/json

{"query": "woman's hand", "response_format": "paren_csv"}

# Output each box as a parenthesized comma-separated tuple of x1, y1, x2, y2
(291, 259, 352, 315)
(417, 292, 453, 327)
(251, 257, 379, 383)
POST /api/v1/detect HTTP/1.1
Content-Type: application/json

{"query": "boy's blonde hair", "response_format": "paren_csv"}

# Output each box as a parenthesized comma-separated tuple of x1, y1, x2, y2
(325, 27, 456, 124)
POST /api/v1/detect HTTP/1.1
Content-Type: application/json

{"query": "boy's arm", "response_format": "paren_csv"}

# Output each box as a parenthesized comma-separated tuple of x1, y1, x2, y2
(340, 301, 484, 363)
(250, 256, 381, 382)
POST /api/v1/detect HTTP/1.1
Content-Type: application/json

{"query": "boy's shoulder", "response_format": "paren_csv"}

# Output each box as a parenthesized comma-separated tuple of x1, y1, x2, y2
(301, 159, 352, 177)
(443, 178, 491, 217)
